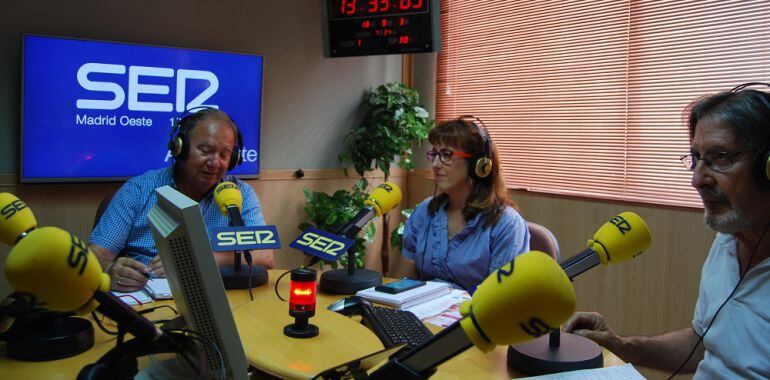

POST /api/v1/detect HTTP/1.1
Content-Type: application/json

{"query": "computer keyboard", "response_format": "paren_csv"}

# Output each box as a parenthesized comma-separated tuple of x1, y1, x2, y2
(360, 304, 433, 350)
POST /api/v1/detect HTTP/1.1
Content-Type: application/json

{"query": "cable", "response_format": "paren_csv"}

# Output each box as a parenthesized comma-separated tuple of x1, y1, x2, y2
(91, 310, 119, 336)
(274, 260, 322, 302)
(667, 221, 770, 379)
(139, 304, 178, 315)
(247, 264, 254, 301)
(173, 328, 226, 380)
(274, 269, 292, 302)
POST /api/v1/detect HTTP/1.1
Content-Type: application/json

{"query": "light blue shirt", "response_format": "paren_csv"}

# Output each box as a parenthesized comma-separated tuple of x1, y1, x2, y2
(89, 167, 265, 265)
(692, 233, 770, 379)
(401, 197, 530, 291)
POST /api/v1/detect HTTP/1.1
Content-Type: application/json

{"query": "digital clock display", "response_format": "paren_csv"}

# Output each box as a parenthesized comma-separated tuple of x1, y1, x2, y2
(331, 0, 429, 20)
(322, 0, 440, 57)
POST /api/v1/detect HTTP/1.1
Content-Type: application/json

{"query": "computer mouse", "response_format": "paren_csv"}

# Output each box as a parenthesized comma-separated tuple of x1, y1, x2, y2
(327, 296, 371, 316)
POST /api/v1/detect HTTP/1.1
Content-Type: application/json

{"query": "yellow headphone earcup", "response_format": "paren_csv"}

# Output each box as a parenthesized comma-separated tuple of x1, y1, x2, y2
(475, 157, 493, 178)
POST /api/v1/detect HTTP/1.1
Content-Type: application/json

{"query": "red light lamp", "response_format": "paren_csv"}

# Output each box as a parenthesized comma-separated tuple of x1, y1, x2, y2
(283, 268, 319, 338)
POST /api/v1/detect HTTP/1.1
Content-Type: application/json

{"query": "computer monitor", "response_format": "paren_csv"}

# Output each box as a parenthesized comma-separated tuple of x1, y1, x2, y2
(148, 185, 249, 380)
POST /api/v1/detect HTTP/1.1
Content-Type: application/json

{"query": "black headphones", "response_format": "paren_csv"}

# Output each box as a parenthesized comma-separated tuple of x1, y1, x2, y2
(167, 106, 244, 171)
(728, 83, 770, 185)
(457, 115, 494, 180)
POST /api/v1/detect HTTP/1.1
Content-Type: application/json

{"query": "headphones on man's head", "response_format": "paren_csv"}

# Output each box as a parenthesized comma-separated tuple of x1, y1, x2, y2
(168, 106, 244, 171)
(728, 82, 770, 185)
(457, 115, 494, 180)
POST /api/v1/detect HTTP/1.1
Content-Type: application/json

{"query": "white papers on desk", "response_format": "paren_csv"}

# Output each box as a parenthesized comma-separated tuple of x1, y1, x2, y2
(356, 281, 452, 309)
(409, 289, 471, 327)
(520, 363, 645, 379)
(405, 289, 471, 320)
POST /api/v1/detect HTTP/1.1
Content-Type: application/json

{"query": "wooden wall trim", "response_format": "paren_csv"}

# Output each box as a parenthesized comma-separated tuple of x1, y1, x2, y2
(0, 168, 408, 186)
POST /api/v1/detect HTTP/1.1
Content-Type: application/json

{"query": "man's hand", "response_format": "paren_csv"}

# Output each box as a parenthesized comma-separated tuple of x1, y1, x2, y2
(149, 255, 165, 277)
(563, 311, 622, 350)
(109, 257, 150, 292)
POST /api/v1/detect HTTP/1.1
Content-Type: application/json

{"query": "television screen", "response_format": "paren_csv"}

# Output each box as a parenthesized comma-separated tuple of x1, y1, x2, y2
(22, 35, 263, 182)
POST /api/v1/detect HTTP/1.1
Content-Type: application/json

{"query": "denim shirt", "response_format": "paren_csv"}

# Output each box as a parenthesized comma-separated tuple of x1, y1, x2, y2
(401, 197, 530, 292)
(89, 167, 265, 265)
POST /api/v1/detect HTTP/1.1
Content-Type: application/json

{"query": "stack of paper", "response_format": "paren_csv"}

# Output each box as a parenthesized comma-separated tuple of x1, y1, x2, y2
(356, 281, 452, 309)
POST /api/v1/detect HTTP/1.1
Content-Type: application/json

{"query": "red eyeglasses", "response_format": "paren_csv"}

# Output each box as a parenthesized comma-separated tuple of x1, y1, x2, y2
(426, 148, 472, 164)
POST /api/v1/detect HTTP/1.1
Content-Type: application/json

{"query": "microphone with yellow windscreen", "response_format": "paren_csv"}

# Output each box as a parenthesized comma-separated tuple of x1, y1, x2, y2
(507, 211, 653, 376)
(561, 211, 652, 279)
(320, 182, 403, 294)
(369, 251, 577, 377)
(0, 192, 37, 246)
(364, 182, 402, 217)
(0, 193, 161, 341)
(214, 181, 243, 216)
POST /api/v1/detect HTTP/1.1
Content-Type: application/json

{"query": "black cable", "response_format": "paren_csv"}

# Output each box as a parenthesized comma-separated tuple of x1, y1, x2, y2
(667, 221, 770, 379)
(139, 304, 178, 315)
(246, 264, 254, 301)
(91, 310, 119, 336)
(274, 269, 292, 302)
(172, 328, 226, 380)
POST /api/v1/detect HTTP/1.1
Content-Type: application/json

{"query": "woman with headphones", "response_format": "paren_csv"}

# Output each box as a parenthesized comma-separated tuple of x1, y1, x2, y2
(393, 116, 530, 292)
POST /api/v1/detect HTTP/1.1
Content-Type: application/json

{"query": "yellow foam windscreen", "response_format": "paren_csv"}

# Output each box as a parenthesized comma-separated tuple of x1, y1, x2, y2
(458, 251, 576, 352)
(364, 182, 402, 216)
(4, 226, 108, 314)
(0, 192, 37, 246)
(589, 211, 652, 265)
(214, 181, 243, 215)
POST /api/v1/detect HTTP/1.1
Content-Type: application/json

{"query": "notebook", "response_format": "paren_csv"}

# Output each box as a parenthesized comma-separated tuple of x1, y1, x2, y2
(356, 281, 452, 309)
(111, 289, 153, 306)
(143, 277, 173, 300)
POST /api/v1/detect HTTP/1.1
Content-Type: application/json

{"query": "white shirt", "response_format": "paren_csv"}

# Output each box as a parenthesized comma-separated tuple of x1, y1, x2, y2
(692, 233, 770, 379)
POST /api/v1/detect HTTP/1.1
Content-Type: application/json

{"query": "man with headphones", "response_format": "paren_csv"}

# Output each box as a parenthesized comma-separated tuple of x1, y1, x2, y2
(565, 84, 770, 379)
(89, 108, 275, 292)
(392, 115, 530, 291)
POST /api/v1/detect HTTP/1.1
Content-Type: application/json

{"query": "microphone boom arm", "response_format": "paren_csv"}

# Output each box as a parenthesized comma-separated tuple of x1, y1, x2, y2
(559, 247, 601, 280)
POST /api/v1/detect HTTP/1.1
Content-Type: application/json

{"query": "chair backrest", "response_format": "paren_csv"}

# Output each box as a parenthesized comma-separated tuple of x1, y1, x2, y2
(526, 221, 560, 262)
(92, 194, 114, 231)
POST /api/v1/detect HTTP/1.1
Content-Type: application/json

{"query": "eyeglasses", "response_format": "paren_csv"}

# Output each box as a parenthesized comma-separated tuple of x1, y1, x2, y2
(679, 151, 745, 172)
(426, 148, 472, 165)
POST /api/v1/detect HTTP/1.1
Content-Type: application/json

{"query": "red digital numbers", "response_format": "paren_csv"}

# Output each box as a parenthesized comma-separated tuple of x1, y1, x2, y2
(368, 0, 390, 13)
(399, 0, 423, 10)
(339, 0, 424, 17)
(341, 0, 356, 16)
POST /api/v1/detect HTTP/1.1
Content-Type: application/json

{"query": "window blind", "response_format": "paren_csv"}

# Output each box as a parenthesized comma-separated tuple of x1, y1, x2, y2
(436, 0, 770, 208)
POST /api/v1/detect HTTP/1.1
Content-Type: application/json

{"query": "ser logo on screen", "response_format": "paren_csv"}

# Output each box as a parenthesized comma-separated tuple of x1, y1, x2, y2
(75, 63, 219, 112)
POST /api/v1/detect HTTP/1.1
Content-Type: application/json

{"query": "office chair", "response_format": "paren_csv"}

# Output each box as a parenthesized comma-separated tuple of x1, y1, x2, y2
(92, 194, 115, 231)
(526, 221, 560, 262)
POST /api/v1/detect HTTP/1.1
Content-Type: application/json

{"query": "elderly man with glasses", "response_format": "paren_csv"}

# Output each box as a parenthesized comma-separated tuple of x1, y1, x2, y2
(565, 83, 770, 379)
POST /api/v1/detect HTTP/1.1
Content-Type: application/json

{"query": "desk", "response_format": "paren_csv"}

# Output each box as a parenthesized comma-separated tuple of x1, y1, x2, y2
(0, 270, 623, 379)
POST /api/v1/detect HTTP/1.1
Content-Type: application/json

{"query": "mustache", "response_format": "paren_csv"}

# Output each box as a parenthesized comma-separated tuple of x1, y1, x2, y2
(698, 188, 728, 203)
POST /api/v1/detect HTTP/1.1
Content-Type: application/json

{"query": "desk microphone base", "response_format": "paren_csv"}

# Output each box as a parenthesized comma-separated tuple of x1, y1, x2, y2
(320, 269, 382, 295)
(4, 311, 94, 361)
(507, 331, 602, 375)
(221, 265, 268, 289)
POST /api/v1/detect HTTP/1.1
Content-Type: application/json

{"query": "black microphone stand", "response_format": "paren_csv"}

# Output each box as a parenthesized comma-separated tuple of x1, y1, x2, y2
(219, 206, 268, 289)
(0, 292, 94, 361)
(319, 208, 383, 294)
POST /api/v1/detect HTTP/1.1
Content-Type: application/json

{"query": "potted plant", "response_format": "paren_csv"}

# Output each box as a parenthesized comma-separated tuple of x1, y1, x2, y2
(339, 82, 433, 181)
(338, 82, 433, 271)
